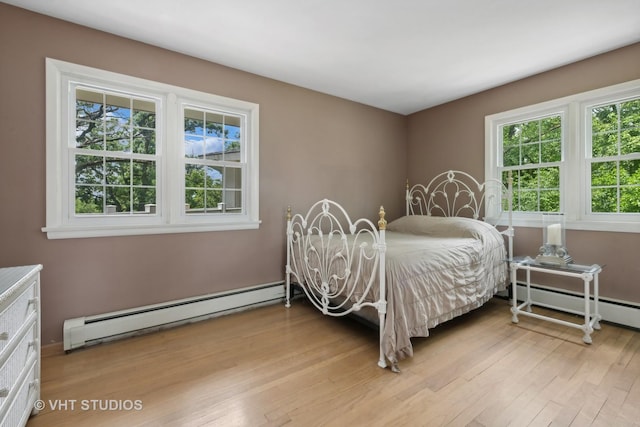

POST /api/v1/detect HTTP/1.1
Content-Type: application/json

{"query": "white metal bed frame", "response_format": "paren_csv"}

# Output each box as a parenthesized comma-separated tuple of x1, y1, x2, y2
(285, 170, 513, 372)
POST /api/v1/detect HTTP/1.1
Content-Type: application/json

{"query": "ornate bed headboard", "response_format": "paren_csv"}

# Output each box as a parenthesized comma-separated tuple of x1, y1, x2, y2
(406, 169, 512, 225)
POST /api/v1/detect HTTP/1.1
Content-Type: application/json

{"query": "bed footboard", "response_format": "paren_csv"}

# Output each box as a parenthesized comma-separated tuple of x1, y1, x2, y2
(285, 199, 389, 369)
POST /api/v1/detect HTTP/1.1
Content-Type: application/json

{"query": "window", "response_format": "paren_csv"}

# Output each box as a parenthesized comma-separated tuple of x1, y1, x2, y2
(44, 58, 259, 239)
(502, 114, 563, 213)
(485, 79, 640, 233)
(587, 99, 640, 214)
(74, 88, 158, 216)
(183, 107, 243, 215)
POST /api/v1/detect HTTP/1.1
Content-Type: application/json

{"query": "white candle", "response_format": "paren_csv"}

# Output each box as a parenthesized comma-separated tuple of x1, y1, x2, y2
(547, 223, 562, 246)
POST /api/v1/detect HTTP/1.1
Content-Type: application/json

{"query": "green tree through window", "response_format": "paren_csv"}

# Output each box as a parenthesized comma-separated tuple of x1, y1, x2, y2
(74, 89, 157, 215)
(501, 115, 562, 213)
(590, 98, 640, 213)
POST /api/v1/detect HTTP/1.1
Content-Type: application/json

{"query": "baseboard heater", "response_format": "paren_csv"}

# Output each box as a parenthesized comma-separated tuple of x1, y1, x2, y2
(63, 282, 285, 352)
(498, 283, 640, 330)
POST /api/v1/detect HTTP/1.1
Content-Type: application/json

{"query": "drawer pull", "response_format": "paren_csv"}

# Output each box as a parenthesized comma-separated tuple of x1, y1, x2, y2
(0, 332, 8, 341)
(0, 388, 8, 398)
(30, 379, 39, 389)
(28, 297, 39, 305)
(29, 339, 39, 348)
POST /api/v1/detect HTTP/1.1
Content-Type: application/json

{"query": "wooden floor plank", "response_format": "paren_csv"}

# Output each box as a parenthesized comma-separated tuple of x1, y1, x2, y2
(27, 297, 640, 427)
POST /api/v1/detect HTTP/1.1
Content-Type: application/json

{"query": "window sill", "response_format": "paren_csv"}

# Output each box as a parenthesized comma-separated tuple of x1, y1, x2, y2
(42, 220, 261, 239)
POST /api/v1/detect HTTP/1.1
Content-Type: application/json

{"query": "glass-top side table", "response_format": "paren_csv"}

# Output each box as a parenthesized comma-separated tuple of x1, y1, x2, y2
(509, 256, 603, 344)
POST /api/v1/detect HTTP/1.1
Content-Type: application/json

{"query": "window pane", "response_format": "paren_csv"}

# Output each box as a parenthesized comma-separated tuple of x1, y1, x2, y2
(224, 115, 242, 162)
(592, 104, 618, 133)
(105, 94, 130, 124)
(76, 119, 103, 150)
(185, 164, 204, 188)
(76, 89, 103, 119)
(132, 99, 156, 128)
(133, 188, 156, 213)
(224, 167, 242, 190)
(620, 159, 640, 185)
(205, 190, 222, 209)
(184, 109, 204, 136)
(539, 190, 560, 212)
(75, 155, 103, 185)
(225, 139, 241, 162)
(592, 132, 617, 158)
(539, 167, 559, 188)
(502, 124, 519, 147)
(207, 166, 223, 188)
(105, 186, 130, 213)
(620, 99, 640, 129)
(540, 116, 561, 142)
(132, 160, 156, 186)
(105, 158, 130, 185)
(520, 121, 539, 144)
(540, 140, 561, 163)
(132, 128, 155, 154)
(75, 186, 103, 214)
(521, 143, 539, 165)
(224, 190, 242, 210)
(205, 137, 224, 161)
(620, 128, 640, 156)
(185, 135, 204, 158)
(591, 187, 617, 213)
(205, 112, 224, 137)
(185, 189, 204, 211)
(620, 187, 640, 212)
(105, 121, 130, 152)
(519, 169, 538, 190)
(503, 146, 519, 167)
(592, 161, 617, 186)
(519, 190, 538, 211)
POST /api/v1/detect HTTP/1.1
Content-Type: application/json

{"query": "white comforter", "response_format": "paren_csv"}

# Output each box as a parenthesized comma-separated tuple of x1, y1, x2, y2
(380, 216, 507, 363)
(290, 215, 508, 365)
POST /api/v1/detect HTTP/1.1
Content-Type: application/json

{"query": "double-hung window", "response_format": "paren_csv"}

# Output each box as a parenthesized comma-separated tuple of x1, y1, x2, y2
(485, 79, 640, 233)
(44, 58, 259, 239)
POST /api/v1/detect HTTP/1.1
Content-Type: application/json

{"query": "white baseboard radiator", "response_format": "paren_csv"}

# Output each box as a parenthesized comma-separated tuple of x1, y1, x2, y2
(63, 282, 285, 352)
(502, 283, 640, 330)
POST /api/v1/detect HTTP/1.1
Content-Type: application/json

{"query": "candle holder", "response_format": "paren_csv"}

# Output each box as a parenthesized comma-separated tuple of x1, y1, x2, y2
(536, 213, 573, 266)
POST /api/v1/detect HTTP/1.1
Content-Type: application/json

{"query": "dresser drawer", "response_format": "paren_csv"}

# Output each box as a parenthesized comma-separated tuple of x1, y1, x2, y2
(0, 361, 37, 427)
(0, 321, 37, 407)
(0, 283, 37, 354)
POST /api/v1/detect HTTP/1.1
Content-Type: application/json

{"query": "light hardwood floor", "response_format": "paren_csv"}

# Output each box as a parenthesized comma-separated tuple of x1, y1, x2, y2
(28, 297, 640, 427)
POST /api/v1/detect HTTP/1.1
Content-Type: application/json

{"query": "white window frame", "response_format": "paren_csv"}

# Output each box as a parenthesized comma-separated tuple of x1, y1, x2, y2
(485, 78, 640, 233)
(44, 58, 259, 239)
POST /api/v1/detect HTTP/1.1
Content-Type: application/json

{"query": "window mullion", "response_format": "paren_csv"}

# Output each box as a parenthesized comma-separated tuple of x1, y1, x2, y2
(165, 93, 180, 224)
(564, 103, 580, 221)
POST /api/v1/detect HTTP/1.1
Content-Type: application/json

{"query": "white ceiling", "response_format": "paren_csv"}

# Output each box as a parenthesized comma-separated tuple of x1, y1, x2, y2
(4, 0, 640, 115)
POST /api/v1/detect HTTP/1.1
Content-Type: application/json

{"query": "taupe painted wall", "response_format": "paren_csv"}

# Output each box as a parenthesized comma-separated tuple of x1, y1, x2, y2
(2, 4, 638, 345)
(0, 4, 407, 344)
(408, 43, 640, 303)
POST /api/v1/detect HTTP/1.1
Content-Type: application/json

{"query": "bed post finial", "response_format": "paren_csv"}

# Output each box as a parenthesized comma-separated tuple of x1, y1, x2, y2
(378, 206, 387, 230)
(286, 206, 291, 221)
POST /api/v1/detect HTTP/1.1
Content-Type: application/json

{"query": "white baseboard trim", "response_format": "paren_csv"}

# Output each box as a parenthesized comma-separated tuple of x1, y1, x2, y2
(63, 282, 285, 351)
(498, 283, 640, 330)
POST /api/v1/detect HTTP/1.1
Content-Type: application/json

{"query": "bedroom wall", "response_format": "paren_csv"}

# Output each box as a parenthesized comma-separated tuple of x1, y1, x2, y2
(407, 42, 640, 304)
(0, 4, 408, 344)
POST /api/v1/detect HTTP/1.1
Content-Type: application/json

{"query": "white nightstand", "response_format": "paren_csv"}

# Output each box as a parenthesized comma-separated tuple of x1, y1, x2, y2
(509, 256, 602, 344)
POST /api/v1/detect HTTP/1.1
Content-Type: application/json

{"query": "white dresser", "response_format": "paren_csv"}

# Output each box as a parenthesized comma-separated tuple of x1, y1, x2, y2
(0, 265, 42, 427)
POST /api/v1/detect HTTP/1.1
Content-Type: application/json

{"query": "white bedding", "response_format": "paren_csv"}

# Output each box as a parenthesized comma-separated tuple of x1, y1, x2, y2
(380, 216, 507, 363)
(290, 215, 508, 365)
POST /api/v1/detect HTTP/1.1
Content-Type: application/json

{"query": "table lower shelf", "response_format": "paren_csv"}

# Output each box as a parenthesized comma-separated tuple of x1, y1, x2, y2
(511, 300, 602, 344)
